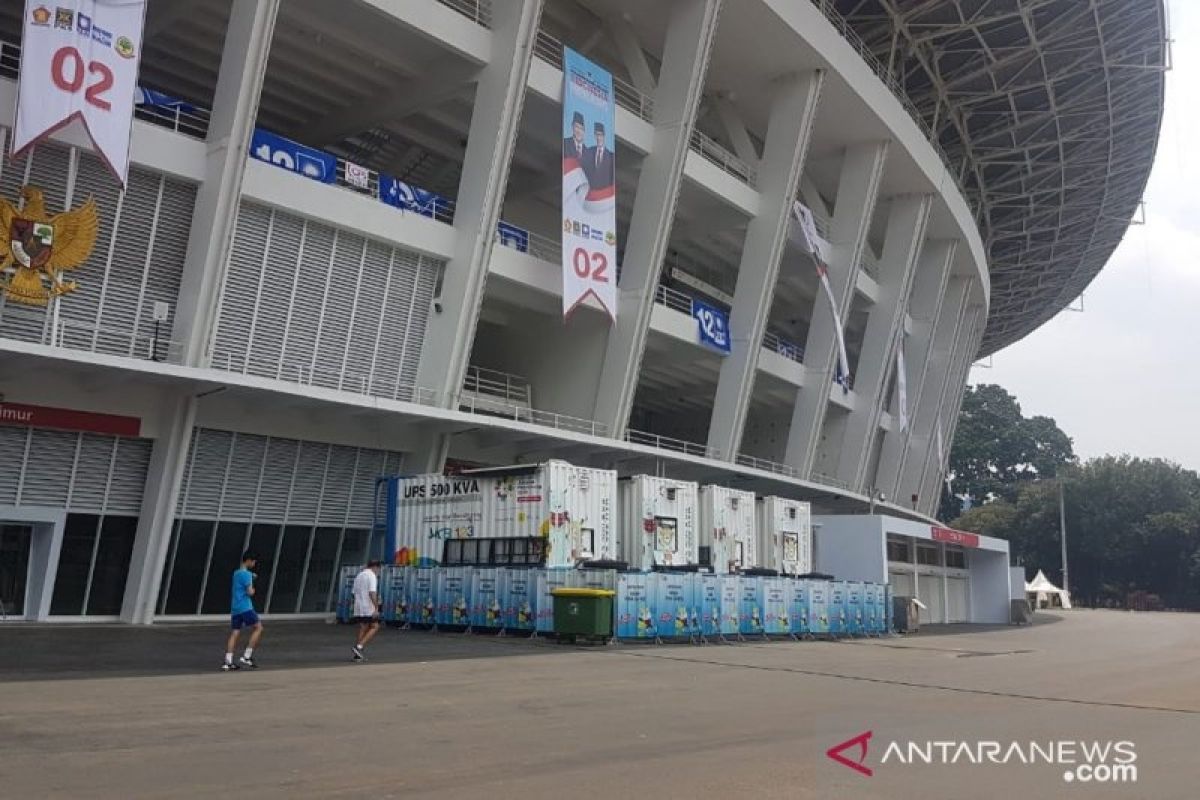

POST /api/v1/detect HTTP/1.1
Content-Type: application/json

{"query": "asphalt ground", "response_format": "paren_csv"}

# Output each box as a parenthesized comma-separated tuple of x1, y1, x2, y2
(1, 610, 1197, 798)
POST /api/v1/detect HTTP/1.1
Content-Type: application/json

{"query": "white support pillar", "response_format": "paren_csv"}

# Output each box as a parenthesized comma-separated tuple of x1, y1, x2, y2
(591, 0, 724, 437)
(172, 0, 281, 367)
(120, 395, 196, 623)
(874, 240, 957, 498)
(920, 308, 983, 516)
(414, 0, 544, 407)
(783, 141, 889, 475)
(715, 96, 761, 166)
(706, 71, 824, 459)
(120, 0, 278, 624)
(606, 15, 657, 96)
(836, 194, 933, 490)
(897, 279, 969, 509)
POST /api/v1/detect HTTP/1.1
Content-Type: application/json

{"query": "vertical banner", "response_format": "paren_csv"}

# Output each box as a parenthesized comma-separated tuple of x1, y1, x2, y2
(692, 298, 731, 354)
(562, 47, 617, 321)
(13, 0, 148, 187)
(791, 202, 850, 393)
(896, 338, 909, 432)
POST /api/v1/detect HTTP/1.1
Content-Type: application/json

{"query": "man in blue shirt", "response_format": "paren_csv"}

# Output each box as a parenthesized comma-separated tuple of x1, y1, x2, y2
(223, 552, 264, 671)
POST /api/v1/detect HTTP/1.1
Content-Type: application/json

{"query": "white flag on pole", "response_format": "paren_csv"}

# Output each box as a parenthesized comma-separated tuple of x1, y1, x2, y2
(793, 202, 850, 393)
(12, 0, 148, 187)
(895, 338, 909, 432)
(935, 418, 953, 495)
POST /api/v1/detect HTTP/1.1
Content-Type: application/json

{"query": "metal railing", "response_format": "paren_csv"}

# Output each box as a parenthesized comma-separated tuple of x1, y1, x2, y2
(654, 284, 695, 316)
(334, 158, 458, 224)
(689, 129, 758, 188)
(434, 0, 492, 27)
(812, 471, 852, 491)
(50, 318, 185, 362)
(625, 429, 721, 460)
(456, 391, 608, 436)
(495, 224, 559, 262)
(461, 365, 531, 405)
(736, 454, 801, 479)
(761, 330, 804, 363)
(533, 30, 655, 123)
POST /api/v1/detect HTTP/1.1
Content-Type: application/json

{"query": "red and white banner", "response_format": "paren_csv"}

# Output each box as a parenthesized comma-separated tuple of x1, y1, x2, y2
(12, 0, 147, 187)
(561, 47, 617, 321)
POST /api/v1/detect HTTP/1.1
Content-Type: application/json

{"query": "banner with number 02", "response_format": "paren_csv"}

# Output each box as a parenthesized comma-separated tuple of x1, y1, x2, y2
(13, 0, 147, 187)
(561, 47, 617, 321)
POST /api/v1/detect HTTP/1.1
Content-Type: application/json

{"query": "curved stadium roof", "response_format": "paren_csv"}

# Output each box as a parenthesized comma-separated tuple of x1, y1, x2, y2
(832, 0, 1168, 355)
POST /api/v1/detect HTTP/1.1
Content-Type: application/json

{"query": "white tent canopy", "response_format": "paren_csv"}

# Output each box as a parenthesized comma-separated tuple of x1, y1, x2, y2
(1025, 570, 1072, 609)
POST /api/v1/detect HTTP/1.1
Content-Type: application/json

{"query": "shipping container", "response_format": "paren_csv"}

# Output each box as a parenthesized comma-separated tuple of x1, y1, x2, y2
(618, 475, 700, 570)
(385, 461, 619, 569)
(699, 485, 757, 573)
(756, 496, 813, 576)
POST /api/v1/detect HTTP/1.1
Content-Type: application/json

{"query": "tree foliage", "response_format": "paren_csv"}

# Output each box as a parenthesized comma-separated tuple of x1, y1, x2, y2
(939, 384, 1075, 520)
(954, 456, 1200, 609)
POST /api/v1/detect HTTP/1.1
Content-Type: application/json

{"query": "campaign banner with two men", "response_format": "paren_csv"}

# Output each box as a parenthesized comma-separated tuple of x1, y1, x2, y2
(561, 47, 617, 321)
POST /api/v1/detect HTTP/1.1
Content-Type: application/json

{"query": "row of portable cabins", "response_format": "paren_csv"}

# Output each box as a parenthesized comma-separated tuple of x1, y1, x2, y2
(383, 461, 813, 573)
(336, 565, 891, 638)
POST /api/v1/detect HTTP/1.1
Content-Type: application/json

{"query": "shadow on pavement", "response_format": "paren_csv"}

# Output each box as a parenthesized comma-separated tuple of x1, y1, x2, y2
(0, 621, 578, 682)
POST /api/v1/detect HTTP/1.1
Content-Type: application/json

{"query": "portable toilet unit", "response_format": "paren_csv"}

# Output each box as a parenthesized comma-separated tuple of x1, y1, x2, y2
(756, 497, 813, 576)
(386, 461, 619, 568)
(699, 485, 757, 573)
(618, 475, 699, 570)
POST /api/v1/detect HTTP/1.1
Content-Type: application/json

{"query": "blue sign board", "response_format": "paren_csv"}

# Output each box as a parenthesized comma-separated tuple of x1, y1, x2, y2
(379, 173, 450, 219)
(652, 572, 696, 640)
(789, 579, 809, 637)
(250, 128, 336, 184)
(616, 572, 655, 639)
(497, 221, 530, 253)
(693, 299, 731, 354)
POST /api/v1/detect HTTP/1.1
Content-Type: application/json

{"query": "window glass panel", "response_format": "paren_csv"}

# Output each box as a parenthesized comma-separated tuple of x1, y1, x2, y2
(300, 527, 342, 612)
(268, 525, 312, 613)
(945, 549, 966, 569)
(86, 516, 138, 615)
(156, 520, 182, 614)
(887, 540, 911, 563)
(201, 522, 250, 614)
(163, 519, 216, 614)
(246, 523, 282, 590)
(336, 528, 368, 573)
(917, 545, 940, 566)
(366, 526, 385, 563)
(50, 514, 100, 615)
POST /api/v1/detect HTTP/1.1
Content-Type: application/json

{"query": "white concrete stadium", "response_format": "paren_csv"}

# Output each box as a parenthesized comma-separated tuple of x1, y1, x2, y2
(0, 0, 1165, 623)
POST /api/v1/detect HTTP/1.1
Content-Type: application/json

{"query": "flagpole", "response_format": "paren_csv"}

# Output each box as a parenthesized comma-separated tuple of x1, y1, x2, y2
(1058, 479, 1069, 596)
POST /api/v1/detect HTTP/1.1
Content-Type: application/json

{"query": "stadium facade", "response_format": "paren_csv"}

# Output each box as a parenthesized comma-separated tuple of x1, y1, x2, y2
(0, 0, 1164, 623)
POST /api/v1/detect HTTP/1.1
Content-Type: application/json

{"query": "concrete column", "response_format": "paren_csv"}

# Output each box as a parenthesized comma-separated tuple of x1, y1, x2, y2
(919, 308, 983, 516)
(783, 141, 889, 475)
(896, 279, 969, 508)
(414, 0, 544, 405)
(706, 71, 824, 459)
(120, 394, 196, 623)
(172, 0, 281, 367)
(591, 0, 724, 437)
(835, 194, 933, 490)
(874, 240, 957, 498)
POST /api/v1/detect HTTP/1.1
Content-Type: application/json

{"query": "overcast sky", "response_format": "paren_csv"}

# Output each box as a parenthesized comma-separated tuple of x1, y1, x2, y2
(967, 0, 1199, 471)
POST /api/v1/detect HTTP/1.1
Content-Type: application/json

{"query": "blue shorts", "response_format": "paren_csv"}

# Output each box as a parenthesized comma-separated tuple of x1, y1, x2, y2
(230, 610, 260, 630)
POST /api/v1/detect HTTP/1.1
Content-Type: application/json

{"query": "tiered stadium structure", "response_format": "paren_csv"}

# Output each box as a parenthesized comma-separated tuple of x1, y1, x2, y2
(0, 0, 1164, 623)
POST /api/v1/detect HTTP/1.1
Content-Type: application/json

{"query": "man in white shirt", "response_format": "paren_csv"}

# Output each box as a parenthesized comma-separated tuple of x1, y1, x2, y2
(351, 560, 382, 661)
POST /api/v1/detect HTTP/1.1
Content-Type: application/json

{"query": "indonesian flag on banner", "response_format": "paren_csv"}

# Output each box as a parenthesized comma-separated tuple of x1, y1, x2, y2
(12, 0, 147, 187)
(895, 338, 909, 432)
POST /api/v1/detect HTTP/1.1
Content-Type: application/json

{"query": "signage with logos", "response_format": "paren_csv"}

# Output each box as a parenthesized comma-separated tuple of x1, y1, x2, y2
(561, 46, 617, 321)
(344, 160, 370, 190)
(249, 128, 336, 184)
(930, 526, 979, 548)
(378, 174, 450, 219)
(13, 0, 148, 186)
(0, 402, 141, 437)
(692, 298, 731, 354)
(496, 221, 529, 253)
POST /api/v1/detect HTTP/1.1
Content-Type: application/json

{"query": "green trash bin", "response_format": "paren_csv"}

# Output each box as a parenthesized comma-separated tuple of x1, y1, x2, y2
(551, 588, 615, 640)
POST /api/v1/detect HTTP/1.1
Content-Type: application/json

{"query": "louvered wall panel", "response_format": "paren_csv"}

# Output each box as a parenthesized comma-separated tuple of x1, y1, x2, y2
(253, 436, 298, 522)
(0, 427, 150, 513)
(0, 134, 197, 356)
(220, 433, 268, 520)
(182, 429, 233, 518)
(287, 441, 328, 521)
(346, 449, 387, 528)
(317, 446, 357, 525)
(213, 202, 441, 400)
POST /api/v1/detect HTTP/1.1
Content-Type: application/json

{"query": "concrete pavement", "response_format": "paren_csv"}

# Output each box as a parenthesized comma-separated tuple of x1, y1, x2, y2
(0, 610, 1196, 798)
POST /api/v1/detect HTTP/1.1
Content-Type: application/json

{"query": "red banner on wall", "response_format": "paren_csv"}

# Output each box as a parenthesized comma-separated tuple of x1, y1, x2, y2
(931, 526, 980, 548)
(0, 402, 141, 437)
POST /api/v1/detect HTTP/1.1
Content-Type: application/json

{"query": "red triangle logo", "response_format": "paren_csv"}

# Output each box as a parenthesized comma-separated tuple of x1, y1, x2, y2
(826, 730, 873, 777)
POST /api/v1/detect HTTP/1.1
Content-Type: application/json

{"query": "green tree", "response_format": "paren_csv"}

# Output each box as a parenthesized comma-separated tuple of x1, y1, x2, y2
(939, 384, 1075, 520)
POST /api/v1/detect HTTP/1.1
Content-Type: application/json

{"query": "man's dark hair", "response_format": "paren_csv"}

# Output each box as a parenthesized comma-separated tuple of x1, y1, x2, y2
(242, 551, 258, 563)
(367, 559, 383, 568)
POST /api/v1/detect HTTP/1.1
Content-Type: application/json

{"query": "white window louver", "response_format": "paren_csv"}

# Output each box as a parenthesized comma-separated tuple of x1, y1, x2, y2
(213, 202, 440, 399)
(0, 426, 150, 512)
(0, 132, 197, 355)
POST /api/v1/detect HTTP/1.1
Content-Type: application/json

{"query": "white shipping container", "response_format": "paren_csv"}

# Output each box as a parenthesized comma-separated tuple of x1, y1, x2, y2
(756, 496, 812, 575)
(619, 475, 699, 569)
(699, 485, 757, 573)
(389, 461, 618, 568)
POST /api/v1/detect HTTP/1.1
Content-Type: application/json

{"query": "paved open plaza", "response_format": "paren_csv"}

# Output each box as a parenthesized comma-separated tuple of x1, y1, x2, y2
(1, 609, 1196, 798)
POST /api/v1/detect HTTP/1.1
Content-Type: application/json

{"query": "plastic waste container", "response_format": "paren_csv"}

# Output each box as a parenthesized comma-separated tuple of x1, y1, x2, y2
(551, 587, 615, 640)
